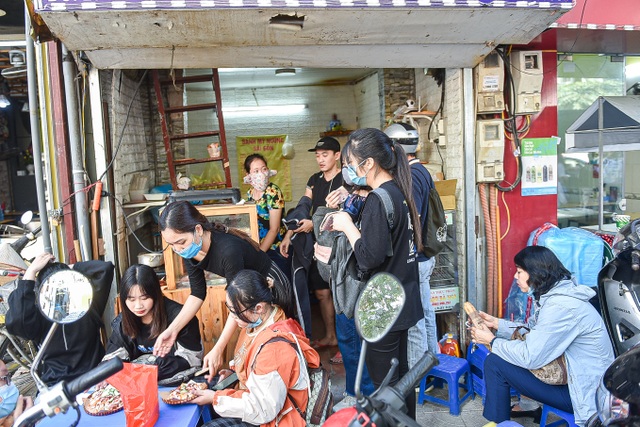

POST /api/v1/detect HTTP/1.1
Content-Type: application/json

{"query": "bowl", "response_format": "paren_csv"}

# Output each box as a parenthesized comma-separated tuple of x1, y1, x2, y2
(138, 252, 164, 267)
(143, 193, 168, 201)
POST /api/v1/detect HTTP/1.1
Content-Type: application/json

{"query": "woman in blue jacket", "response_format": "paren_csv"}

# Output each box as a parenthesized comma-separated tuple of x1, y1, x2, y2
(470, 246, 614, 426)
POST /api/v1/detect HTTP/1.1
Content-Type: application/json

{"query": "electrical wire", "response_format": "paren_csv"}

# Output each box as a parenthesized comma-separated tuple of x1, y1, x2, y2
(499, 190, 512, 240)
(427, 73, 446, 174)
(104, 191, 165, 254)
(98, 70, 149, 182)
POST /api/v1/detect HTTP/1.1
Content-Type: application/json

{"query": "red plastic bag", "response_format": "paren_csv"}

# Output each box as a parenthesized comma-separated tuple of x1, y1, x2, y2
(107, 362, 159, 427)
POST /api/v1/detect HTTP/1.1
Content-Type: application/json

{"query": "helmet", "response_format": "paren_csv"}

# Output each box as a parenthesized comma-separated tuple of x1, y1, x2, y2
(384, 123, 419, 154)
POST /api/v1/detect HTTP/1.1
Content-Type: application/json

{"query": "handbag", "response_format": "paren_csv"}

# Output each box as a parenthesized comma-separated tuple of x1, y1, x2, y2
(511, 327, 568, 386)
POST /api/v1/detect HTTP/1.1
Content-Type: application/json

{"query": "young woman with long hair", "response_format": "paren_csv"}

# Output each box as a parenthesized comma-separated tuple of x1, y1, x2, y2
(154, 201, 298, 379)
(330, 128, 423, 418)
(104, 264, 202, 380)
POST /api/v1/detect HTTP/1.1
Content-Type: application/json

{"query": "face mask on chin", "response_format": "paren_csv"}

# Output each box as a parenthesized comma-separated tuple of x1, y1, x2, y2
(174, 231, 203, 259)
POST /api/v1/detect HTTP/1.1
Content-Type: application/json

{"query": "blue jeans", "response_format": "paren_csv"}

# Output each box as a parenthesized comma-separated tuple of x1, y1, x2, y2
(407, 257, 439, 368)
(483, 353, 573, 423)
(336, 313, 374, 396)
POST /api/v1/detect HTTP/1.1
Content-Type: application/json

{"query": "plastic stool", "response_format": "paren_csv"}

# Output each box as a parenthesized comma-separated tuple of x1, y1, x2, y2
(418, 353, 474, 415)
(466, 344, 520, 404)
(540, 405, 577, 427)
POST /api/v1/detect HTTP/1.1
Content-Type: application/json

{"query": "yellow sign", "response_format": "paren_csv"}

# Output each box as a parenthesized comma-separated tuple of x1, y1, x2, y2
(236, 135, 291, 201)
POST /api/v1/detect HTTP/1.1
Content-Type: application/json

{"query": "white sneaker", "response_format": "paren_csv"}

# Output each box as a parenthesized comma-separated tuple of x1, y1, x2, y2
(333, 394, 358, 412)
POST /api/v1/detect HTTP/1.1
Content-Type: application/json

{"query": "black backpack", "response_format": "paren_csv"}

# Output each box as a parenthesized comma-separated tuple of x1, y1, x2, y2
(416, 165, 447, 258)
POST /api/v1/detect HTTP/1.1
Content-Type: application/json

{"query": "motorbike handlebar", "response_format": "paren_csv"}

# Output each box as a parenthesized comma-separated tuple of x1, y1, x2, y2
(395, 351, 438, 399)
(66, 357, 123, 398)
(9, 226, 42, 254)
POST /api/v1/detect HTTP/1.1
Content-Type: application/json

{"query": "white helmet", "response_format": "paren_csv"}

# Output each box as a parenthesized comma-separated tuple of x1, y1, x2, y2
(384, 123, 419, 154)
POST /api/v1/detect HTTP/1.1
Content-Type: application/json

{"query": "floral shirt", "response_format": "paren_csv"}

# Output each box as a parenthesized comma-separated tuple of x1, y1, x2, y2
(247, 182, 286, 250)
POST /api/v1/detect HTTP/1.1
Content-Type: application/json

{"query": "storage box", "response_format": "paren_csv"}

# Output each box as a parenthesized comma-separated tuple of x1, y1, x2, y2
(434, 179, 457, 211)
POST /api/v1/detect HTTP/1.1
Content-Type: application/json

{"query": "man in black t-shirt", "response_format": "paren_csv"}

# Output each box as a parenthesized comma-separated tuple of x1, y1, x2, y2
(281, 136, 342, 349)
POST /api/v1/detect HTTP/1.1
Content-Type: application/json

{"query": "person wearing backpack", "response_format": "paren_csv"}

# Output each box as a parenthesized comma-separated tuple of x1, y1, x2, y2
(330, 128, 423, 420)
(193, 269, 323, 427)
(384, 123, 441, 367)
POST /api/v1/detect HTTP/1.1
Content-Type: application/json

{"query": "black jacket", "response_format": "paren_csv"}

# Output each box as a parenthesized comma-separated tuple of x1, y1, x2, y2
(105, 297, 202, 380)
(6, 260, 114, 386)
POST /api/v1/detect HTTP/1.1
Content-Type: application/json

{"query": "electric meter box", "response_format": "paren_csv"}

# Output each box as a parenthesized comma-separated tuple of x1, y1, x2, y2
(510, 50, 543, 115)
(475, 52, 504, 114)
(476, 119, 505, 182)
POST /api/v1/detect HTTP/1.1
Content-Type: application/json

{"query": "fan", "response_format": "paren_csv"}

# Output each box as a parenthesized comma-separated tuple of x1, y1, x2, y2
(1, 50, 26, 79)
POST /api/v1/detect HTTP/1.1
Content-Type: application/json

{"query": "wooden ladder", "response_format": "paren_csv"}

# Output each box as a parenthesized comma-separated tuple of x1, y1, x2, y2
(151, 69, 232, 190)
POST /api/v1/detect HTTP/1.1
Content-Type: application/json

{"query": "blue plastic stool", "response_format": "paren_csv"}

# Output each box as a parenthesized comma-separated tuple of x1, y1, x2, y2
(540, 405, 578, 427)
(466, 344, 520, 404)
(418, 353, 474, 415)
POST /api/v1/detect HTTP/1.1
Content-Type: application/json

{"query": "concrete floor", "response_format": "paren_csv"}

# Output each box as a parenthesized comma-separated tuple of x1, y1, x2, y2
(311, 307, 547, 427)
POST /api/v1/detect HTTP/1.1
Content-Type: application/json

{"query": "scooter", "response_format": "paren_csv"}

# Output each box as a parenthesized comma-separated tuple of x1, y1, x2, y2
(584, 220, 640, 427)
(13, 269, 123, 427)
(324, 272, 438, 427)
(0, 211, 42, 274)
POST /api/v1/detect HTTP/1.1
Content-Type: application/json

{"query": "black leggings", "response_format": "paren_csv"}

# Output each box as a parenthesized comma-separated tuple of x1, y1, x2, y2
(365, 328, 415, 419)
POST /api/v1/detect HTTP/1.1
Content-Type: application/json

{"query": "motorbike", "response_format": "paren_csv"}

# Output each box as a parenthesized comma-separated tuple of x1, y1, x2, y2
(584, 220, 640, 427)
(13, 268, 123, 427)
(324, 272, 438, 427)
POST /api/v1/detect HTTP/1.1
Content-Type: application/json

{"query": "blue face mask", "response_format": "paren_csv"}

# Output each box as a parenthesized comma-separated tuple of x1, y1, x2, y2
(342, 159, 368, 187)
(0, 383, 19, 418)
(174, 231, 203, 259)
(246, 316, 263, 329)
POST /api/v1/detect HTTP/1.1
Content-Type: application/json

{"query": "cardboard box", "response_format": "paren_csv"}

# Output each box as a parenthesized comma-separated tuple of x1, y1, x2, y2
(434, 179, 457, 211)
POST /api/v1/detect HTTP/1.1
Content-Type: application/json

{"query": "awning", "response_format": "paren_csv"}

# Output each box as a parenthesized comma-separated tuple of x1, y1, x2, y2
(565, 96, 640, 153)
(33, 0, 572, 69)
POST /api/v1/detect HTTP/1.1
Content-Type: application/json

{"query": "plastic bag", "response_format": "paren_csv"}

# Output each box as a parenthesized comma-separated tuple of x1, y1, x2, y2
(107, 363, 159, 427)
(504, 279, 535, 323)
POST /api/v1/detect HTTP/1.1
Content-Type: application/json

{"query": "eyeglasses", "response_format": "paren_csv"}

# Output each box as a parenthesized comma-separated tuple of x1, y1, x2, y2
(225, 302, 255, 318)
(0, 376, 10, 385)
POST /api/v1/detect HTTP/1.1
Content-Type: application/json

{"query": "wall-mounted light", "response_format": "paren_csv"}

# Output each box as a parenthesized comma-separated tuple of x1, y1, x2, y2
(224, 104, 307, 115)
(0, 94, 10, 109)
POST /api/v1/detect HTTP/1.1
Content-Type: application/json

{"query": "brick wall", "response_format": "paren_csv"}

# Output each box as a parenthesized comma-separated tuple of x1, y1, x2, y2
(383, 69, 416, 122)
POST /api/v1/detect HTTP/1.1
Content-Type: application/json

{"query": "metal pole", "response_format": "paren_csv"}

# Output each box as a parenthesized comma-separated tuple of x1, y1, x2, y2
(598, 97, 604, 230)
(61, 45, 91, 260)
(25, 8, 52, 252)
(463, 68, 477, 309)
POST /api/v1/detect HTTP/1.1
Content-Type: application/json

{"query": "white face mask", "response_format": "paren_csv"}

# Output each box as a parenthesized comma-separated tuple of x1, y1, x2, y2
(0, 383, 19, 418)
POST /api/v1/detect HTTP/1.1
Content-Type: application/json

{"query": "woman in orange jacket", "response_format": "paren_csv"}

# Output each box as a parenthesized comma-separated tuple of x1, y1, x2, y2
(192, 269, 320, 427)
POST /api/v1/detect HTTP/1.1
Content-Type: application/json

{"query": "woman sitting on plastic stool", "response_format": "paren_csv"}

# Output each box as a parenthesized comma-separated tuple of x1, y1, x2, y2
(470, 246, 614, 426)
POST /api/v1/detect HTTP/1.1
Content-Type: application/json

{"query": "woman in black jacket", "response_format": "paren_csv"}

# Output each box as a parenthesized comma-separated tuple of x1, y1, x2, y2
(104, 264, 202, 381)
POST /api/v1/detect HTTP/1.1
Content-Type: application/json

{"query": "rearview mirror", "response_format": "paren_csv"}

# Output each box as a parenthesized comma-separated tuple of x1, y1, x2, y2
(355, 272, 405, 343)
(37, 270, 93, 324)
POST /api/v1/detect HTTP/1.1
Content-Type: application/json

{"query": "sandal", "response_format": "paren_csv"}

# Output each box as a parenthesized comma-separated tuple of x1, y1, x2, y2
(329, 351, 343, 365)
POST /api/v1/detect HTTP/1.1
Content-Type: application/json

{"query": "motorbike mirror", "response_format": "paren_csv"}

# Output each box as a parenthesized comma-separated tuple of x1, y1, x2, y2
(37, 270, 93, 324)
(355, 272, 405, 343)
(19, 211, 33, 227)
(603, 344, 640, 406)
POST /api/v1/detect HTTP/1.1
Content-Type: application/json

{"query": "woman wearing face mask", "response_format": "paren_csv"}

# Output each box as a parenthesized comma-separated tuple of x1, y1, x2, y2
(0, 361, 21, 427)
(243, 154, 289, 277)
(470, 246, 614, 426)
(155, 201, 300, 382)
(330, 128, 423, 419)
(192, 270, 320, 427)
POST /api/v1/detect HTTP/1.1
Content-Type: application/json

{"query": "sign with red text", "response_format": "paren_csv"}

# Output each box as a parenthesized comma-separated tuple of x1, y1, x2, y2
(431, 286, 460, 312)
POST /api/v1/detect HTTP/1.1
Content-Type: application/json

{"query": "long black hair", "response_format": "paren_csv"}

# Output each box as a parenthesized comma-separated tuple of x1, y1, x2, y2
(244, 153, 268, 173)
(159, 201, 260, 251)
(120, 264, 167, 339)
(513, 246, 571, 300)
(225, 269, 293, 323)
(345, 128, 422, 251)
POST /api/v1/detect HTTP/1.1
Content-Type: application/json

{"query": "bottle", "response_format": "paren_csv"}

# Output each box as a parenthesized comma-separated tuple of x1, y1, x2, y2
(543, 165, 548, 182)
(548, 164, 553, 181)
(525, 167, 531, 183)
(530, 166, 536, 183)
(439, 333, 461, 357)
(536, 168, 542, 183)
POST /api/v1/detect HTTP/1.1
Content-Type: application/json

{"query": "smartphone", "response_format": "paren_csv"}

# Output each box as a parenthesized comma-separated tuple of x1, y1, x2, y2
(212, 372, 239, 390)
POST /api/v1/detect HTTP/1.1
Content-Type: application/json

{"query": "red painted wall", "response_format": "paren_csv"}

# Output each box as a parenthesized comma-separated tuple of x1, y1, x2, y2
(499, 32, 559, 306)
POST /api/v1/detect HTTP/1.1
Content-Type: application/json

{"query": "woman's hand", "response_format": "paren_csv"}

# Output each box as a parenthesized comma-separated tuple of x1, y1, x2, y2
(478, 311, 499, 330)
(191, 389, 216, 406)
(294, 219, 313, 234)
(326, 187, 348, 209)
(203, 347, 225, 383)
(470, 325, 495, 346)
(330, 211, 355, 233)
(217, 369, 234, 382)
(24, 253, 55, 280)
(280, 232, 292, 258)
(153, 328, 178, 357)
